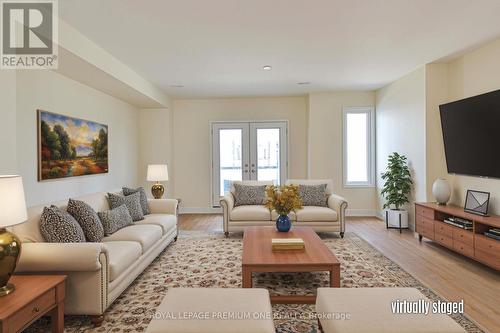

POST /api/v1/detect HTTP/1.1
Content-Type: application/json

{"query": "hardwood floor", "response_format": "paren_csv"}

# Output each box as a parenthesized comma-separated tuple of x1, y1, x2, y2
(178, 214, 500, 332)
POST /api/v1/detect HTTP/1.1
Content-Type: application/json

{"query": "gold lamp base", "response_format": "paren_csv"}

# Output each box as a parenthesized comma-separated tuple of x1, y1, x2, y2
(0, 283, 15, 296)
(151, 183, 165, 199)
(0, 228, 21, 297)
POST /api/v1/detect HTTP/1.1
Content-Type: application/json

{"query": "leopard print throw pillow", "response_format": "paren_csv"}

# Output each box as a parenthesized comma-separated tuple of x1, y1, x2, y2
(40, 205, 86, 243)
(108, 192, 144, 221)
(67, 198, 104, 242)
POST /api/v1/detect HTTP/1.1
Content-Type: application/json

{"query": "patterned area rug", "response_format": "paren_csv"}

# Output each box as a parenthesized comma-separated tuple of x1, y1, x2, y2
(28, 231, 482, 332)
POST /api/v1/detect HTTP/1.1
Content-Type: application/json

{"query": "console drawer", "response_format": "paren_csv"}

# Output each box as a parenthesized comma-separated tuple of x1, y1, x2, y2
(10, 288, 55, 333)
(416, 205, 434, 219)
(416, 216, 434, 231)
(475, 234, 500, 253)
(435, 233, 453, 248)
(474, 249, 500, 270)
(452, 228, 473, 247)
(434, 221, 454, 237)
(453, 240, 474, 258)
(419, 225, 434, 240)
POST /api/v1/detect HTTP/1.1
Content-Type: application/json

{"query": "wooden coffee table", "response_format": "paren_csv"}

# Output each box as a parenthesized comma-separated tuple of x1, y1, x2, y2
(242, 226, 340, 304)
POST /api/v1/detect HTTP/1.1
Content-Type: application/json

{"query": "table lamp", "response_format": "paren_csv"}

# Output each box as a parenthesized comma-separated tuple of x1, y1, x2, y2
(0, 175, 27, 296)
(147, 164, 169, 199)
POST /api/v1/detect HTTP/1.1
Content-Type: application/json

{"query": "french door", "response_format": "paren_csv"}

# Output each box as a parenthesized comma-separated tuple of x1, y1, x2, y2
(212, 121, 288, 206)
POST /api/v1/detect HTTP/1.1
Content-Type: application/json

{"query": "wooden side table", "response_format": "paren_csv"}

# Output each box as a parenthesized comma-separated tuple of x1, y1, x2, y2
(0, 275, 66, 333)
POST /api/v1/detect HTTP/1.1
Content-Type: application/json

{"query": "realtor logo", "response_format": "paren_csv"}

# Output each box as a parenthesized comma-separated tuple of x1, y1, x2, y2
(1, 0, 58, 69)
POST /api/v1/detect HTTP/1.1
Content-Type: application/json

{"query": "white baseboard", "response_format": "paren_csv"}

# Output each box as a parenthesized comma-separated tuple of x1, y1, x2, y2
(180, 207, 379, 216)
(179, 207, 222, 214)
(346, 209, 378, 217)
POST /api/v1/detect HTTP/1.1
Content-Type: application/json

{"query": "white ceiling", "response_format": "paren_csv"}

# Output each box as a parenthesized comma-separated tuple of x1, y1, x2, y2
(60, 0, 500, 98)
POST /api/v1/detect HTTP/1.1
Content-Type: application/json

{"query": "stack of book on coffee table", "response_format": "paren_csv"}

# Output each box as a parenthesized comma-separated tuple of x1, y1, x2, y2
(271, 238, 305, 250)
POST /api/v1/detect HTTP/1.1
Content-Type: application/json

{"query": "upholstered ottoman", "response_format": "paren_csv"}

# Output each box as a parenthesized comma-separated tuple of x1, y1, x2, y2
(146, 288, 275, 333)
(316, 288, 465, 333)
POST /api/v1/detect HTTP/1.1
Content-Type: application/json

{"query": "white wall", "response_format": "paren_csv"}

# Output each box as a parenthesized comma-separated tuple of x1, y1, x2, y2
(0, 71, 17, 174)
(15, 70, 140, 206)
(138, 107, 174, 198)
(172, 97, 308, 210)
(375, 67, 427, 228)
(308, 92, 377, 213)
(425, 63, 449, 200)
(441, 38, 500, 214)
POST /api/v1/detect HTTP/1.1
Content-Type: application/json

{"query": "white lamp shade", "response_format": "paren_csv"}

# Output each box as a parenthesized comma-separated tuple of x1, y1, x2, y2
(0, 175, 28, 227)
(147, 164, 169, 182)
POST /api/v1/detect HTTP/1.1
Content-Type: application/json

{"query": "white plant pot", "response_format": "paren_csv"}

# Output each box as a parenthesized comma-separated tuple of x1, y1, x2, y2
(386, 209, 409, 228)
(432, 178, 451, 205)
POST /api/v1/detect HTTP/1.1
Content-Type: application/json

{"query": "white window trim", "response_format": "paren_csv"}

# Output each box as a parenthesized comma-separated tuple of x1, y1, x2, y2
(343, 106, 376, 188)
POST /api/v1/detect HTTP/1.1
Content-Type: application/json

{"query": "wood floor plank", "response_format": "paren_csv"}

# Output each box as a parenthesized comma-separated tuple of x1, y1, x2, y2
(178, 214, 500, 332)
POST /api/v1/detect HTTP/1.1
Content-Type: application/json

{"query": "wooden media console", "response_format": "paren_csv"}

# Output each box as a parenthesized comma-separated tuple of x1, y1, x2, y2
(415, 202, 500, 270)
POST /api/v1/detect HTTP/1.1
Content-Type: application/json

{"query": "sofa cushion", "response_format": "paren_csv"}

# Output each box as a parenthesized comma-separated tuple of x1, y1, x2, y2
(295, 206, 338, 222)
(108, 192, 144, 221)
(230, 205, 271, 221)
(98, 205, 134, 236)
(135, 214, 177, 235)
(67, 198, 104, 242)
(298, 184, 328, 207)
(105, 241, 142, 281)
(40, 206, 86, 243)
(233, 184, 267, 206)
(123, 187, 150, 215)
(103, 224, 162, 253)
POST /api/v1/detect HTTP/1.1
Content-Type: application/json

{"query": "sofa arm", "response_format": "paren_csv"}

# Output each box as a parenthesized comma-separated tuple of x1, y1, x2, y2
(220, 194, 234, 233)
(148, 199, 178, 215)
(16, 242, 108, 272)
(328, 194, 348, 232)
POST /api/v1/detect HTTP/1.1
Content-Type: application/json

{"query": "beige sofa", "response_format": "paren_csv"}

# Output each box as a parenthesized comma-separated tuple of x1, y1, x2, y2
(12, 190, 178, 326)
(220, 179, 348, 237)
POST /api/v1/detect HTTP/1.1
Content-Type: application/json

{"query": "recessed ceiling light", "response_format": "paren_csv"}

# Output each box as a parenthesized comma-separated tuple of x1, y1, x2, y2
(171, 84, 184, 88)
(297, 82, 311, 85)
(262, 65, 272, 71)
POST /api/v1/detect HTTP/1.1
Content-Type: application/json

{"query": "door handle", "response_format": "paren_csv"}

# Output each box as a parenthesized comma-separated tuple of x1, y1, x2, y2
(251, 170, 256, 173)
(244, 170, 249, 173)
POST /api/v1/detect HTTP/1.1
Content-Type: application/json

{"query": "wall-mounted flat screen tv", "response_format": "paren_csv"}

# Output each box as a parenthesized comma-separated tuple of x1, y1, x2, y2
(439, 89, 500, 179)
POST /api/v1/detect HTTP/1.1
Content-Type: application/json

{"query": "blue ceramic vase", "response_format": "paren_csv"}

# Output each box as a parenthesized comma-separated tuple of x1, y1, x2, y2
(276, 214, 291, 232)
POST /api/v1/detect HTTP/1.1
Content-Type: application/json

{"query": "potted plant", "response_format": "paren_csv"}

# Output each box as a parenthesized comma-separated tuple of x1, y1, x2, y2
(381, 152, 413, 231)
(265, 184, 303, 232)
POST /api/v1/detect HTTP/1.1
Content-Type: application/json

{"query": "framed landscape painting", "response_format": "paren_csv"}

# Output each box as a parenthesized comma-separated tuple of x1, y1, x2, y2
(38, 110, 108, 181)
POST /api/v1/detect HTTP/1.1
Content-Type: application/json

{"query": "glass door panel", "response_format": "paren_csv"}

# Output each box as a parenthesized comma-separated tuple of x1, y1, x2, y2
(219, 129, 243, 195)
(250, 122, 287, 186)
(256, 128, 280, 183)
(212, 123, 249, 205)
(212, 121, 287, 207)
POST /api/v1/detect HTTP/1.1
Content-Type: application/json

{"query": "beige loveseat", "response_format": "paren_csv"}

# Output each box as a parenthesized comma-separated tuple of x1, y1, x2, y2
(12, 190, 178, 326)
(220, 179, 347, 237)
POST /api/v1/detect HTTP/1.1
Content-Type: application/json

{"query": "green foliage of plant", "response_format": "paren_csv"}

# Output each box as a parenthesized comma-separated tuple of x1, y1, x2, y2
(381, 152, 413, 210)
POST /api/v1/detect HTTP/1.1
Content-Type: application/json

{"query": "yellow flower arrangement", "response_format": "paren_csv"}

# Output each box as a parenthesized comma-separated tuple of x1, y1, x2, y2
(265, 184, 303, 216)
